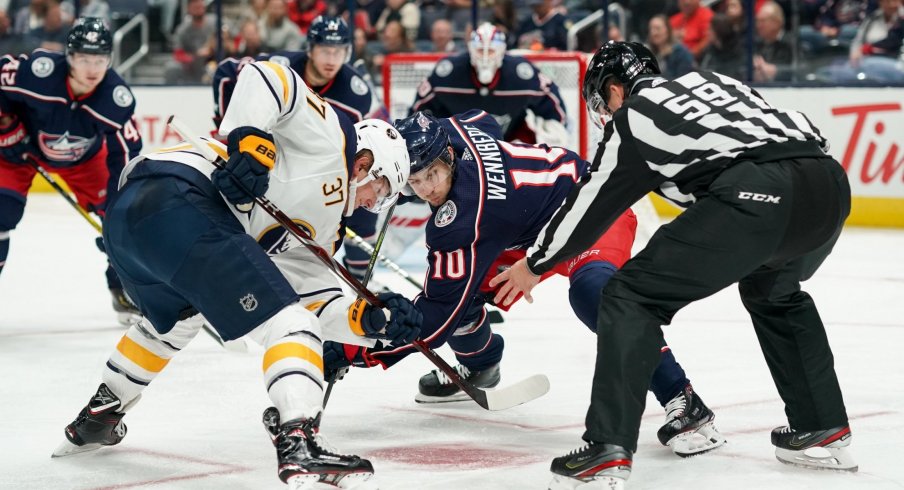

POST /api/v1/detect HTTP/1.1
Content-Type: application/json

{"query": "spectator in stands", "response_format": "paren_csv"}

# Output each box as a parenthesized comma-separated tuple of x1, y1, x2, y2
(850, 0, 903, 62)
(235, 0, 267, 32)
(24, 0, 66, 50)
(61, 0, 108, 26)
(14, 0, 47, 36)
(356, 0, 386, 33)
(647, 13, 695, 78)
(513, 0, 570, 50)
(375, 0, 419, 41)
(259, 0, 305, 51)
(352, 26, 377, 76)
(700, 13, 747, 79)
(288, 0, 327, 34)
(372, 19, 412, 83)
(723, 0, 747, 32)
(753, 0, 792, 81)
(430, 18, 458, 52)
(148, 0, 179, 41)
(815, 0, 876, 43)
(491, 0, 516, 35)
(234, 18, 265, 57)
(670, 0, 714, 60)
(821, 6, 904, 82)
(166, 0, 216, 84)
(0, 7, 20, 54)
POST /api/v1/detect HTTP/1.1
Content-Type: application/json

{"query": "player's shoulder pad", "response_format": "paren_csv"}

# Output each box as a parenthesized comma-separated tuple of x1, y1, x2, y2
(426, 197, 476, 248)
(264, 50, 307, 73)
(451, 110, 503, 140)
(6, 50, 66, 87)
(499, 55, 543, 88)
(431, 52, 470, 80)
(333, 64, 374, 103)
(213, 56, 245, 81)
(244, 60, 299, 111)
(89, 70, 137, 125)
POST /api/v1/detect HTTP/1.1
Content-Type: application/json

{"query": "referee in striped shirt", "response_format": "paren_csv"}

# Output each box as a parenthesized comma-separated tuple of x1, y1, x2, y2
(491, 41, 855, 486)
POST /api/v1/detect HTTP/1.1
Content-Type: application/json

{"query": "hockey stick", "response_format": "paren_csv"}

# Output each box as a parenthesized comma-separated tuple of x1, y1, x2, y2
(344, 226, 505, 325)
(24, 155, 103, 233)
(168, 116, 549, 410)
(316, 201, 399, 427)
(24, 154, 234, 347)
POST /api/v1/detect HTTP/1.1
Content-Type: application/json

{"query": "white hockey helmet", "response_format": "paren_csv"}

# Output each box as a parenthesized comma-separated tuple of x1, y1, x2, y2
(353, 119, 411, 212)
(469, 23, 506, 85)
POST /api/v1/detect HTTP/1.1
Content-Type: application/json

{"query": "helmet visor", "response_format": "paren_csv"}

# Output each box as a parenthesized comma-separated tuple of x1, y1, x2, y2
(407, 158, 453, 201)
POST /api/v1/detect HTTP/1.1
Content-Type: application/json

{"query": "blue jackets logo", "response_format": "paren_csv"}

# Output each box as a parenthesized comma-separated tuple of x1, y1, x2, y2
(38, 131, 96, 162)
(240, 293, 258, 312)
(435, 200, 457, 227)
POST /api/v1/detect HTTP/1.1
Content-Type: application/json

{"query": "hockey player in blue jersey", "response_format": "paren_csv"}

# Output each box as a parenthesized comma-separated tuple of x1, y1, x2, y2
(325, 110, 727, 458)
(54, 59, 421, 489)
(409, 22, 569, 148)
(0, 17, 143, 324)
(212, 15, 390, 286)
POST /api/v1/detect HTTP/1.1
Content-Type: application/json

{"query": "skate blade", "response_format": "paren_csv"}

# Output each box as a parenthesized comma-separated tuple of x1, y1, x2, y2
(52, 439, 102, 458)
(667, 421, 727, 458)
(414, 391, 472, 404)
(548, 474, 625, 490)
(287, 474, 320, 490)
(775, 446, 858, 472)
(336, 471, 379, 489)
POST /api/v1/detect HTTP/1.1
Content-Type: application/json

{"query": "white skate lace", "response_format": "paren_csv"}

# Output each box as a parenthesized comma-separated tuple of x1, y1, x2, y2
(565, 444, 591, 457)
(313, 432, 340, 455)
(777, 426, 793, 434)
(663, 392, 687, 421)
(434, 365, 471, 385)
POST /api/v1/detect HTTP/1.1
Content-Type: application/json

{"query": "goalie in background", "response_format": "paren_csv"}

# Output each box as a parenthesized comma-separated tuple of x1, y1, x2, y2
(325, 110, 726, 459)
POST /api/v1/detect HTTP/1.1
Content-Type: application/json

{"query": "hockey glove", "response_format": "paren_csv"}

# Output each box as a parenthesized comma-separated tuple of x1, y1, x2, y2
(349, 292, 422, 345)
(0, 116, 37, 164)
(212, 126, 276, 207)
(322, 341, 381, 379)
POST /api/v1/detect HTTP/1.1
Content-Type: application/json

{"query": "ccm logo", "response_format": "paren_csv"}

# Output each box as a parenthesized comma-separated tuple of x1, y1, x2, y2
(738, 191, 781, 203)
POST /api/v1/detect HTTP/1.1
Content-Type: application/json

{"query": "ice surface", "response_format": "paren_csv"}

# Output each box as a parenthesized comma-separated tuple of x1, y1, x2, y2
(1, 195, 902, 489)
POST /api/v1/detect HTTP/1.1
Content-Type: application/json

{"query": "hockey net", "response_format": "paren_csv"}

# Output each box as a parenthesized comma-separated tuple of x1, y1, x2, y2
(381, 51, 663, 249)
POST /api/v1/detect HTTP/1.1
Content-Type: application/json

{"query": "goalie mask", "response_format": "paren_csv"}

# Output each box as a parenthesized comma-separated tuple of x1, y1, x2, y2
(354, 119, 411, 212)
(469, 23, 506, 85)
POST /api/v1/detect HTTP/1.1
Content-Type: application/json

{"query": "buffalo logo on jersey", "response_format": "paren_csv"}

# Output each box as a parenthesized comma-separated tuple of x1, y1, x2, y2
(37, 131, 96, 161)
(257, 220, 316, 256)
(435, 200, 457, 227)
(240, 293, 258, 312)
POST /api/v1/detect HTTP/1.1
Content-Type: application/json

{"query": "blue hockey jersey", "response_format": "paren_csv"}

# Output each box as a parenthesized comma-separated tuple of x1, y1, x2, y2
(369, 110, 588, 367)
(409, 53, 567, 142)
(0, 50, 142, 175)
(212, 51, 386, 125)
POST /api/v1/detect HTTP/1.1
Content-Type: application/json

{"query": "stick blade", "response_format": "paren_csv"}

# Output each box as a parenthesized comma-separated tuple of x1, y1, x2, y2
(484, 374, 550, 411)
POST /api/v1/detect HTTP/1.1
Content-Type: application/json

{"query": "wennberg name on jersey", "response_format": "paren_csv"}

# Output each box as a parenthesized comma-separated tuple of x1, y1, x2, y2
(213, 51, 383, 124)
(410, 53, 567, 142)
(0, 50, 141, 169)
(367, 109, 586, 367)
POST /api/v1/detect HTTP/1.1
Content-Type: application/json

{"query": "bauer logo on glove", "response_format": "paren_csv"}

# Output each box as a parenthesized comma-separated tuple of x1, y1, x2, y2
(212, 126, 276, 207)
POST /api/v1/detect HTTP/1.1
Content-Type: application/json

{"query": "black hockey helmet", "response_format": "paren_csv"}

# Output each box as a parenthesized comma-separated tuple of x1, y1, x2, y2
(583, 41, 660, 114)
(395, 112, 452, 175)
(67, 17, 113, 56)
(307, 15, 352, 47)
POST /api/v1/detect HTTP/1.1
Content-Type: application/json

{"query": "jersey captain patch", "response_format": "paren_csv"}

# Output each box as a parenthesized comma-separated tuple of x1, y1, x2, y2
(435, 200, 457, 227)
(37, 131, 96, 161)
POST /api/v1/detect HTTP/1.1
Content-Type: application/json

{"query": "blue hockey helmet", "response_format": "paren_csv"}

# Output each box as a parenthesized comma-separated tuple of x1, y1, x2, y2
(307, 15, 352, 48)
(583, 41, 659, 118)
(395, 112, 452, 175)
(67, 17, 113, 56)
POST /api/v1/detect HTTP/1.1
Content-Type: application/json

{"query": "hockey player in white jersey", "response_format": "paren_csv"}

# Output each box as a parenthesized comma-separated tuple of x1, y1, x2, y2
(53, 61, 420, 490)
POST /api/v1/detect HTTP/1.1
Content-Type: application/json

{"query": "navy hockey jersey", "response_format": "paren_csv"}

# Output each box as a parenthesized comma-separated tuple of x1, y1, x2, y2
(409, 53, 567, 142)
(369, 109, 588, 367)
(212, 51, 386, 125)
(0, 50, 142, 174)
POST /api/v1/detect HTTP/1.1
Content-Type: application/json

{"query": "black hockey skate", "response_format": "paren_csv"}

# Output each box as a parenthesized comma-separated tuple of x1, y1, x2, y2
(415, 363, 500, 403)
(771, 425, 857, 471)
(53, 383, 128, 457)
(548, 442, 632, 489)
(264, 407, 376, 489)
(657, 384, 726, 457)
(110, 287, 141, 326)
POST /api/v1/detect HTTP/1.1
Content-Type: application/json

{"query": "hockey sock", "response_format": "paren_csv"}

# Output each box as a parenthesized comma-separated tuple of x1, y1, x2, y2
(650, 347, 691, 407)
(252, 304, 325, 422)
(0, 230, 9, 276)
(103, 317, 202, 405)
(449, 304, 505, 371)
(567, 261, 617, 332)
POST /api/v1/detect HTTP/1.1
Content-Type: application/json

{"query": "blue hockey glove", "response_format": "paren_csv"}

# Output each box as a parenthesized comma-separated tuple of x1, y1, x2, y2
(349, 293, 422, 345)
(323, 341, 381, 380)
(0, 117, 37, 164)
(212, 126, 276, 206)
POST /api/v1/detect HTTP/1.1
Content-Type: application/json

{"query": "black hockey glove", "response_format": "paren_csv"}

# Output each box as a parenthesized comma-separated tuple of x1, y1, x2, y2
(212, 126, 276, 207)
(323, 341, 381, 380)
(0, 116, 38, 164)
(350, 293, 422, 345)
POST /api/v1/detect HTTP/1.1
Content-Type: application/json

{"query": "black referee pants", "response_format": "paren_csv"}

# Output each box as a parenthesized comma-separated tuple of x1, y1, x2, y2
(585, 156, 851, 452)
